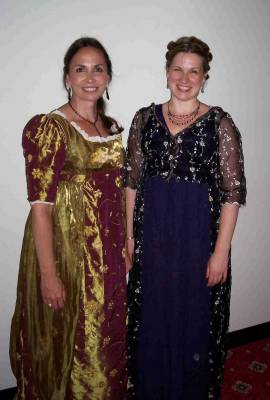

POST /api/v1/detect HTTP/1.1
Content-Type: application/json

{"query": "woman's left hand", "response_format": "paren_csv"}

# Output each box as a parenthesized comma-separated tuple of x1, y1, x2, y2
(125, 240, 134, 273)
(206, 250, 229, 286)
(125, 239, 134, 273)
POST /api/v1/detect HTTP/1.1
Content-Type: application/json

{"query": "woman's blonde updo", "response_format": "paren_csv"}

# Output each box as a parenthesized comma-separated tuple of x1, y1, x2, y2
(166, 36, 213, 80)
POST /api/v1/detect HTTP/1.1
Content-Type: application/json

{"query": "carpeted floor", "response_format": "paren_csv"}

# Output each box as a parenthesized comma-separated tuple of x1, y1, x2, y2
(222, 338, 270, 399)
(2, 338, 270, 399)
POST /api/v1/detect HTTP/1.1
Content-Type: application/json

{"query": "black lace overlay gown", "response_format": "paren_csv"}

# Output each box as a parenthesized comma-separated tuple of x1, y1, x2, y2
(124, 104, 246, 400)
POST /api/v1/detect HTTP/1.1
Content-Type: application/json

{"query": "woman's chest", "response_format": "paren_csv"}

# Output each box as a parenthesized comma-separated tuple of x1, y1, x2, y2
(141, 117, 219, 168)
(64, 131, 124, 172)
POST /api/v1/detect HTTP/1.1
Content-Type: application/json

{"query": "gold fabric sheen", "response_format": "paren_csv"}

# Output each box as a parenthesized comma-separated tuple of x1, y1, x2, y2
(10, 113, 126, 399)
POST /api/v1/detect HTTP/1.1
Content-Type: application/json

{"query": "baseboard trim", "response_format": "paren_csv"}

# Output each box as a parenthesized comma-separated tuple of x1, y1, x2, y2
(228, 321, 270, 348)
(1, 323, 269, 394)
(0, 387, 17, 398)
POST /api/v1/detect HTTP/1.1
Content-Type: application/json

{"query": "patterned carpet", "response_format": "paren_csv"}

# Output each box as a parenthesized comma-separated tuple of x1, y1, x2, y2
(2, 338, 270, 399)
(222, 338, 270, 399)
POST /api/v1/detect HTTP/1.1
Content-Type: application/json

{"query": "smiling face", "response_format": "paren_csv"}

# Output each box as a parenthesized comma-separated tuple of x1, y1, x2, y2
(66, 47, 110, 103)
(166, 52, 206, 102)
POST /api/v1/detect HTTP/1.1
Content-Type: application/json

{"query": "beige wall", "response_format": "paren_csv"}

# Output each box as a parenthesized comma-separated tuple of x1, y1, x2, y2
(1, 0, 269, 389)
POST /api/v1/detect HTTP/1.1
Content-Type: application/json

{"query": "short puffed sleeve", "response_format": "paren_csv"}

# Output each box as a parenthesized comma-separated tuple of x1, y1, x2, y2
(22, 114, 66, 204)
(218, 113, 246, 206)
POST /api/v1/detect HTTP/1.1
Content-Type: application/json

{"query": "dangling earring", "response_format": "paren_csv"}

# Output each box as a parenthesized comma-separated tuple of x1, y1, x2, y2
(67, 85, 72, 100)
(106, 87, 110, 100)
(201, 82, 205, 94)
(166, 79, 169, 89)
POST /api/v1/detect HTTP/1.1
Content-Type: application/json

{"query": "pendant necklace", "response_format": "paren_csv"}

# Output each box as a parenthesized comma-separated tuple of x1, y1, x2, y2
(68, 101, 102, 137)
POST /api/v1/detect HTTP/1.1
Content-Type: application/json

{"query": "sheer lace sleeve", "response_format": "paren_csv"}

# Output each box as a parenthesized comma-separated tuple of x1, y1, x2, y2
(218, 113, 246, 206)
(124, 109, 148, 189)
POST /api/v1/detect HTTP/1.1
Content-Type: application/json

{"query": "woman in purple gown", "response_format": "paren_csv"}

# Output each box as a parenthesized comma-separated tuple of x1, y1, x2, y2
(125, 36, 246, 399)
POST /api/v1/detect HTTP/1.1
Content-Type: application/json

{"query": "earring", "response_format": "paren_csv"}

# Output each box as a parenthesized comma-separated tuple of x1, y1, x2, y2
(166, 80, 169, 89)
(106, 87, 110, 100)
(67, 85, 72, 100)
(201, 82, 205, 94)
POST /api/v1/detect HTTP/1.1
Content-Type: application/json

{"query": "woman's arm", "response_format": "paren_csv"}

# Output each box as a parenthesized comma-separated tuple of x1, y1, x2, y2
(32, 203, 66, 309)
(22, 115, 67, 308)
(124, 108, 149, 272)
(125, 187, 136, 271)
(206, 112, 246, 286)
(206, 203, 239, 286)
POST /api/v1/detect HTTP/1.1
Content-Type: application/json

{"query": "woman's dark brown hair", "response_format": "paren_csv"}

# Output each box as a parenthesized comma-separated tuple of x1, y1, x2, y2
(166, 36, 213, 80)
(63, 37, 122, 133)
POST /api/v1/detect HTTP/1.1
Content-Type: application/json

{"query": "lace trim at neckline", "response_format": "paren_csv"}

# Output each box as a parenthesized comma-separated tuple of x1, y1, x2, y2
(52, 110, 121, 143)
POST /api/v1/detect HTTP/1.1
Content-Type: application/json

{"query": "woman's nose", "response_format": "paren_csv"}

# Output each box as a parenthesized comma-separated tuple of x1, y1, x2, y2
(180, 72, 189, 83)
(86, 71, 94, 81)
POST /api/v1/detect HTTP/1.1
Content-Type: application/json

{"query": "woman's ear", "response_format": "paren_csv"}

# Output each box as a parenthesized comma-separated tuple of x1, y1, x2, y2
(65, 74, 71, 89)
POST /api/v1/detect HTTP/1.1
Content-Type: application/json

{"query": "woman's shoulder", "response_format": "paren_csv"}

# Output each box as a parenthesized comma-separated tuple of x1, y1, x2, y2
(210, 106, 238, 125)
(207, 106, 236, 126)
(132, 103, 155, 125)
(23, 114, 45, 131)
(210, 105, 230, 117)
(23, 111, 66, 130)
(136, 103, 154, 113)
(208, 107, 241, 137)
(22, 112, 67, 144)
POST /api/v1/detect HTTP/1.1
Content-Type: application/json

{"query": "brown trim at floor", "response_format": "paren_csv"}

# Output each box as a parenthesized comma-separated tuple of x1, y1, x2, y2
(228, 321, 270, 348)
(0, 387, 17, 399)
(1, 322, 269, 396)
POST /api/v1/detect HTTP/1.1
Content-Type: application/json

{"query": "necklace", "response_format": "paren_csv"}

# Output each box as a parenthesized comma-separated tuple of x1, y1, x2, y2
(167, 101, 200, 126)
(68, 101, 102, 137)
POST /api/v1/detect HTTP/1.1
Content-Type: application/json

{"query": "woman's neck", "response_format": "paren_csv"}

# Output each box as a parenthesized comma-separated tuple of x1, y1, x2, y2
(168, 98, 199, 115)
(69, 98, 98, 121)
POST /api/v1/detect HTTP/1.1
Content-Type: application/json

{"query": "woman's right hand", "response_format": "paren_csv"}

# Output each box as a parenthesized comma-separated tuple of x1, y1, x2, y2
(40, 273, 66, 310)
(31, 204, 66, 310)
(125, 238, 135, 273)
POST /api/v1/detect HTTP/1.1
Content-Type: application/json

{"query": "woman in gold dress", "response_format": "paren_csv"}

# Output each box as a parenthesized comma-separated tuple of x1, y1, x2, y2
(10, 37, 127, 400)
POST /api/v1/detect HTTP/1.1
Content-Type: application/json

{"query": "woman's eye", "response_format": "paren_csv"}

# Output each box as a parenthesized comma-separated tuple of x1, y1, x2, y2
(75, 67, 84, 72)
(95, 66, 104, 72)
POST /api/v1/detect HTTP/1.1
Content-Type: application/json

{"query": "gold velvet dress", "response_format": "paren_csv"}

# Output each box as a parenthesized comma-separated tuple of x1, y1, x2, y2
(10, 111, 127, 400)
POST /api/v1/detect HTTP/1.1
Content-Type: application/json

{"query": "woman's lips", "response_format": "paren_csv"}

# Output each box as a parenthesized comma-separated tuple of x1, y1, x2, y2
(82, 87, 98, 92)
(176, 85, 190, 92)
